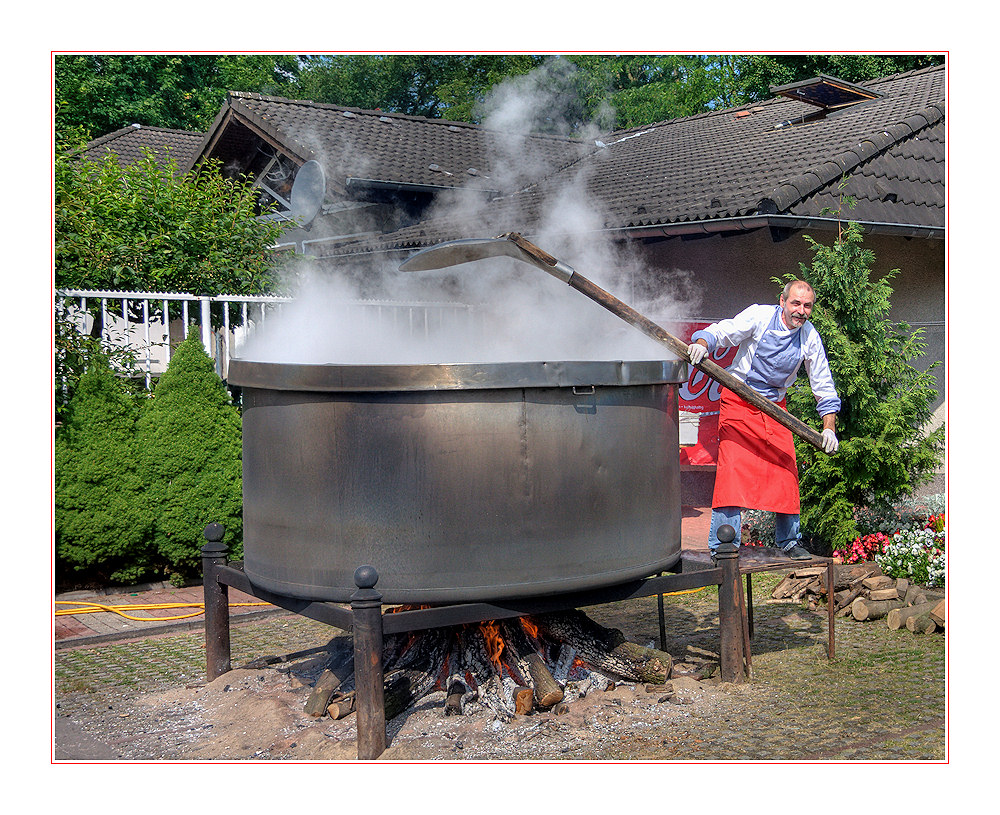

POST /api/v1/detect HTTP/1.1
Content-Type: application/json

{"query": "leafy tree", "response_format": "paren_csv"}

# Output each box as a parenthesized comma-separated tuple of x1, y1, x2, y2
(55, 355, 154, 585)
(565, 55, 718, 127)
(54, 54, 300, 138)
(708, 54, 944, 110)
(135, 331, 243, 583)
(55, 53, 946, 145)
(54, 135, 285, 295)
(778, 216, 944, 553)
(295, 54, 543, 120)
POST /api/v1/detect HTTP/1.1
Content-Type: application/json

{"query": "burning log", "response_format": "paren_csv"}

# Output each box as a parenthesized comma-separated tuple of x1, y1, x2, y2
(551, 642, 578, 685)
(380, 627, 453, 720)
(501, 619, 563, 709)
(444, 680, 469, 716)
(514, 687, 535, 715)
(534, 610, 672, 684)
(306, 607, 683, 726)
(383, 666, 442, 721)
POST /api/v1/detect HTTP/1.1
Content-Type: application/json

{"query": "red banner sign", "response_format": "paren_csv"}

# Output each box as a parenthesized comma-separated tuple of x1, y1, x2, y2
(674, 322, 737, 467)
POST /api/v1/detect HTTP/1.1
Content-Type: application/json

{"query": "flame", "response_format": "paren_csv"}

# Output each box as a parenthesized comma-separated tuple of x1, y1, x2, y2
(481, 620, 505, 668)
(385, 604, 433, 614)
(521, 617, 540, 640)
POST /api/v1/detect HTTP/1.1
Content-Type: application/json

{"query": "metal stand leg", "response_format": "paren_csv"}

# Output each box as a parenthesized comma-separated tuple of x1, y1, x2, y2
(657, 572, 667, 652)
(826, 561, 836, 660)
(351, 565, 386, 760)
(737, 573, 753, 679)
(715, 526, 745, 683)
(201, 523, 231, 681)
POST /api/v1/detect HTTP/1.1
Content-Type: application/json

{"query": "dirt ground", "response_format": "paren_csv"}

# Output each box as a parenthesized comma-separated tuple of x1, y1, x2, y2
(118, 659, 729, 762)
(56, 596, 746, 762)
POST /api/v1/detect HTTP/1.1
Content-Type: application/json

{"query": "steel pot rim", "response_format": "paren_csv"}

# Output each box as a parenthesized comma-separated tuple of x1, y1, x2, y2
(228, 358, 688, 392)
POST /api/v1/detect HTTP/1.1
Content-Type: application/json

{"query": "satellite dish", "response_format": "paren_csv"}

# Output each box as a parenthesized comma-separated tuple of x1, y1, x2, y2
(289, 160, 326, 226)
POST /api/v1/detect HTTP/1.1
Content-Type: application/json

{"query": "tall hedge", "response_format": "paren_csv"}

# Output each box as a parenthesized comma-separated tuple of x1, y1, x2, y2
(135, 330, 243, 582)
(55, 356, 153, 584)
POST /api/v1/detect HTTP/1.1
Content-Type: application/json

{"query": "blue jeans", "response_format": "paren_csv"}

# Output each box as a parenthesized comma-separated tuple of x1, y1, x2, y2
(708, 506, 801, 553)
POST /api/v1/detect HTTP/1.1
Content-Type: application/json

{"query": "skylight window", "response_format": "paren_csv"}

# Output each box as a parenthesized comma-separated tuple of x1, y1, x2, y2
(770, 74, 882, 129)
(770, 74, 881, 110)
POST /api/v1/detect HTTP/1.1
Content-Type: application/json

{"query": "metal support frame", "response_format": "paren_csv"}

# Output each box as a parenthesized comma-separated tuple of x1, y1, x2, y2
(743, 559, 836, 661)
(200, 525, 746, 760)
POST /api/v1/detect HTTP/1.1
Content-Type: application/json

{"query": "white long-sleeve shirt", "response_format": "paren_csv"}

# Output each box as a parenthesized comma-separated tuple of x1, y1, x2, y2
(692, 304, 841, 417)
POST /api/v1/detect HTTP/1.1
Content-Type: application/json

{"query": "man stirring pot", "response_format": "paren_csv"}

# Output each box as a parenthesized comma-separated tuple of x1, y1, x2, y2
(687, 280, 840, 561)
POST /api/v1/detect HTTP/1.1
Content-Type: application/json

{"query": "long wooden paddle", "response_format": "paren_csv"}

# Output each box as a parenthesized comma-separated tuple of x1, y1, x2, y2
(400, 232, 828, 453)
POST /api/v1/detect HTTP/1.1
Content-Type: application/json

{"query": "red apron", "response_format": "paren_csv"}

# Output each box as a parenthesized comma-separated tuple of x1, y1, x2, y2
(711, 389, 800, 514)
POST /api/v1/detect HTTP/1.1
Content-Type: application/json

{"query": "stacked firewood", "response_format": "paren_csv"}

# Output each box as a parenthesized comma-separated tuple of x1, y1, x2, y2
(770, 562, 945, 634)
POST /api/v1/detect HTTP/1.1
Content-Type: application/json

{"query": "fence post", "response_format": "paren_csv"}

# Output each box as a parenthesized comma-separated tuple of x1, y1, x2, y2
(200, 297, 212, 357)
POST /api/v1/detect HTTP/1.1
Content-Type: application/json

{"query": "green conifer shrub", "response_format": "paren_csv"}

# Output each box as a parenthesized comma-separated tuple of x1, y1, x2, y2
(55, 354, 154, 585)
(779, 221, 944, 553)
(136, 330, 243, 583)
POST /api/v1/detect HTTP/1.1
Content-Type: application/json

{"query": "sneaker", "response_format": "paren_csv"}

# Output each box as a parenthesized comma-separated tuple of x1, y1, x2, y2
(709, 551, 718, 566)
(782, 544, 812, 561)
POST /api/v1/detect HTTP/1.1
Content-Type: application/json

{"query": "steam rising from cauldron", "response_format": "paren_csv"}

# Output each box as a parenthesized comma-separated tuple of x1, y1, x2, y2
(239, 60, 701, 366)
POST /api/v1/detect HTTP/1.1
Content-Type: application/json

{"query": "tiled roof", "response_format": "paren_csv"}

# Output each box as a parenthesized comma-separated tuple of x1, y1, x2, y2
(790, 118, 945, 227)
(324, 64, 944, 255)
(198, 92, 594, 197)
(82, 125, 205, 173)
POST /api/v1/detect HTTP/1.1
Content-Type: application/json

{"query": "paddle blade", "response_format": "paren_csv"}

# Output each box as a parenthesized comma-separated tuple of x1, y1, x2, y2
(398, 238, 524, 272)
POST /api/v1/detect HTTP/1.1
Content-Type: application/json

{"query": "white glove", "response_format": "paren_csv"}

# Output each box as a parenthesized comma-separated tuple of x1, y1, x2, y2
(687, 342, 708, 365)
(821, 428, 839, 454)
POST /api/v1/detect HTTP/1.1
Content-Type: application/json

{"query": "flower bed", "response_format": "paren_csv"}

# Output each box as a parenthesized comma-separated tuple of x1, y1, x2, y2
(835, 495, 946, 588)
(743, 494, 946, 589)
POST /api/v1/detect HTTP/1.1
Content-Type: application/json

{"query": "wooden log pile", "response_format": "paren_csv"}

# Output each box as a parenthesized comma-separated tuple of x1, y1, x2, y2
(770, 562, 945, 634)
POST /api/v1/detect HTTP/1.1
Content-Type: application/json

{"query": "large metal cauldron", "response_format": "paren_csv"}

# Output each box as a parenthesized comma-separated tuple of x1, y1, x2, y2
(229, 358, 687, 604)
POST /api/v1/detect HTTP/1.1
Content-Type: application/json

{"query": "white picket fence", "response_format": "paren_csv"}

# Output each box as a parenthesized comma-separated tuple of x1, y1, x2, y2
(55, 289, 476, 388)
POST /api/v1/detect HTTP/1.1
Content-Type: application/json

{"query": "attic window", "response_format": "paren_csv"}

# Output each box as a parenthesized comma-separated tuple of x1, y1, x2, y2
(770, 74, 881, 128)
(772, 74, 880, 108)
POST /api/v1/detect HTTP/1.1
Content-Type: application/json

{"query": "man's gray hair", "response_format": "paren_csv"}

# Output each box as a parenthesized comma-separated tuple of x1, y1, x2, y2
(781, 280, 814, 300)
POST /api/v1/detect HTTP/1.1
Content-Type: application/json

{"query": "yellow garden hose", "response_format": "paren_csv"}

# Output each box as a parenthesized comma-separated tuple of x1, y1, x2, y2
(661, 587, 706, 597)
(55, 599, 272, 622)
(57, 586, 704, 625)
